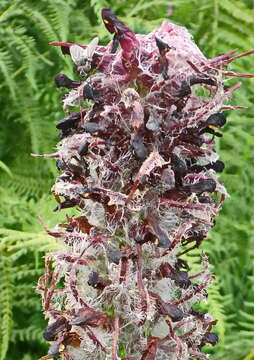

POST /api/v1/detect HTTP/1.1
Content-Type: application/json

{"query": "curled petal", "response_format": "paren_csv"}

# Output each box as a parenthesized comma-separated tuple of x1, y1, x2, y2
(101, 8, 138, 52)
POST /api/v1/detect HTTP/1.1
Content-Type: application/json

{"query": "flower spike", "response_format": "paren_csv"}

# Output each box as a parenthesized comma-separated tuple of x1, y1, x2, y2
(37, 9, 253, 360)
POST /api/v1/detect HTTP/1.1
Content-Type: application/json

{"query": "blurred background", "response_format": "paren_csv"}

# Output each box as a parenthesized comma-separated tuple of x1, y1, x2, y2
(0, 0, 254, 359)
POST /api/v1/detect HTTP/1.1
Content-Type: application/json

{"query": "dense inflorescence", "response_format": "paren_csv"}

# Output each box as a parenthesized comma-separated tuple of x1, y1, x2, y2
(36, 8, 254, 360)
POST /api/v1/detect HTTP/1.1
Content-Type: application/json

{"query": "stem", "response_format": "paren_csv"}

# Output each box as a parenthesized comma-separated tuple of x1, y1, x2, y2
(136, 244, 148, 325)
(112, 314, 120, 360)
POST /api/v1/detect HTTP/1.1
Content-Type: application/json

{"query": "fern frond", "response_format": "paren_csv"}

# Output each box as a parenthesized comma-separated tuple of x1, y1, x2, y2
(13, 267, 43, 281)
(217, 28, 253, 50)
(0, 228, 60, 254)
(17, 97, 45, 155)
(47, 0, 72, 41)
(90, 0, 109, 21)
(0, 2, 20, 23)
(13, 294, 42, 312)
(2, 171, 51, 198)
(219, 0, 254, 24)
(0, 50, 16, 99)
(7, 28, 39, 90)
(21, 4, 59, 43)
(219, 12, 254, 46)
(238, 303, 254, 334)
(11, 325, 46, 344)
(206, 279, 227, 344)
(127, 0, 169, 17)
(0, 255, 14, 360)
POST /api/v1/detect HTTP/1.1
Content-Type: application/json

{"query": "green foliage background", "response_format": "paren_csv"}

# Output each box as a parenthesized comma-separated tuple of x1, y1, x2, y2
(0, 0, 254, 359)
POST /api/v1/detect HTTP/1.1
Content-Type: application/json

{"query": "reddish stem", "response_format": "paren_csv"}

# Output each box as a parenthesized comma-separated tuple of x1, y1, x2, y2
(171, 273, 212, 305)
(112, 314, 120, 360)
(119, 256, 128, 284)
(136, 244, 148, 325)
